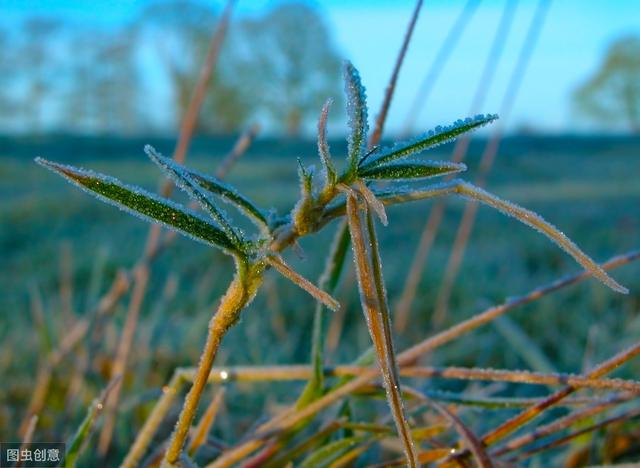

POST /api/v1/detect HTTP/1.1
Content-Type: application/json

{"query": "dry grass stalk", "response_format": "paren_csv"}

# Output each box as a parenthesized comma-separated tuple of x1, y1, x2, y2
(266, 255, 340, 311)
(188, 387, 227, 456)
(135, 364, 640, 394)
(16, 416, 38, 468)
(206, 249, 637, 466)
(369, 0, 424, 147)
(480, 341, 640, 448)
(344, 189, 419, 467)
(401, 0, 482, 136)
(492, 392, 633, 457)
(416, 394, 493, 468)
(433, 0, 553, 321)
(508, 407, 640, 463)
(98, 264, 149, 453)
(396, 1, 532, 331)
(215, 123, 260, 179)
(394, 0, 516, 331)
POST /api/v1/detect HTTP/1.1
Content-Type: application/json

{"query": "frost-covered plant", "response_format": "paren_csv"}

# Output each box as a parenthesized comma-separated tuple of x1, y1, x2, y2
(36, 62, 626, 466)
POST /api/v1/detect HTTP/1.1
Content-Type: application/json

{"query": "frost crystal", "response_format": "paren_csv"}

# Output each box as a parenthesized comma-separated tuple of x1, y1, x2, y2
(360, 114, 498, 171)
(35, 157, 237, 253)
(343, 61, 369, 174)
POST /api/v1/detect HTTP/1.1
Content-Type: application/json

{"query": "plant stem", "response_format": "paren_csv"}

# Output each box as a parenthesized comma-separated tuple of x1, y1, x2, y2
(206, 249, 638, 466)
(164, 272, 255, 465)
(345, 192, 419, 468)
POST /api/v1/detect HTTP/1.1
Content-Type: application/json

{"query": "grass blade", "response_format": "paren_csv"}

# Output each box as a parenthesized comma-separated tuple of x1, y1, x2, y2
(359, 114, 498, 171)
(188, 388, 226, 456)
(304, 220, 351, 403)
(318, 98, 337, 186)
(354, 180, 388, 226)
(372, 179, 627, 294)
(147, 147, 269, 231)
(343, 61, 368, 179)
(344, 191, 419, 467)
(424, 396, 494, 468)
(300, 435, 369, 468)
(453, 180, 628, 294)
(145, 146, 243, 247)
(266, 255, 340, 311)
(63, 377, 120, 467)
(360, 160, 467, 180)
(36, 158, 237, 254)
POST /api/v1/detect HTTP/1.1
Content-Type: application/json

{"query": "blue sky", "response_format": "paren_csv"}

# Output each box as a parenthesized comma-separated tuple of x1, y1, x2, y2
(3, 0, 640, 134)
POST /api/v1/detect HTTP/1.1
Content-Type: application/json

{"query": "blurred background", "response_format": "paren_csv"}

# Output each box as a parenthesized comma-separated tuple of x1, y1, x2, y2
(1, 0, 639, 464)
(1, 0, 639, 136)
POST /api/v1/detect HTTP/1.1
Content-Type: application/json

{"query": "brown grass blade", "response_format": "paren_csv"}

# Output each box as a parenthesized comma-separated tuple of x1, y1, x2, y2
(215, 123, 260, 179)
(205, 249, 639, 466)
(266, 255, 340, 311)
(344, 190, 419, 467)
(492, 392, 633, 457)
(434, 0, 553, 319)
(98, 263, 149, 454)
(369, 0, 424, 147)
(507, 407, 640, 464)
(422, 397, 493, 468)
(481, 341, 640, 448)
(188, 387, 226, 456)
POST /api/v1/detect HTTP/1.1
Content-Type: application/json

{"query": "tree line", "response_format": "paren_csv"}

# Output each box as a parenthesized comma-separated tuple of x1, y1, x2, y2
(0, 1, 344, 136)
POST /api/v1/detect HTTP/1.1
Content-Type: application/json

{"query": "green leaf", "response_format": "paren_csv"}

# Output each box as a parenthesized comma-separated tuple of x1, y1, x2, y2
(36, 158, 237, 254)
(63, 378, 119, 467)
(143, 145, 269, 232)
(317, 98, 337, 186)
(297, 158, 313, 198)
(145, 146, 243, 248)
(360, 160, 467, 180)
(343, 61, 368, 179)
(298, 220, 351, 409)
(359, 114, 498, 172)
(300, 435, 369, 468)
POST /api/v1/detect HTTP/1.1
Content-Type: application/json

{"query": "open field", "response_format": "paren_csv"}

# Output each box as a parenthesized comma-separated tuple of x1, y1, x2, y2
(1, 134, 639, 464)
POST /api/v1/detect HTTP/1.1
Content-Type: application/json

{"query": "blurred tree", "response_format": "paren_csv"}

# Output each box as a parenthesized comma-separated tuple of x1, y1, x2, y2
(239, 3, 343, 136)
(18, 18, 64, 133)
(63, 27, 142, 134)
(573, 35, 640, 134)
(0, 28, 14, 130)
(138, 0, 251, 134)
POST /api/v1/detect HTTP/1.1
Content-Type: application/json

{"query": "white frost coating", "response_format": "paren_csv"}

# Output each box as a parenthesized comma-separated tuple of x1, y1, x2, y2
(343, 61, 369, 170)
(454, 181, 628, 294)
(143, 145, 269, 232)
(145, 146, 241, 245)
(362, 159, 468, 180)
(377, 178, 627, 294)
(354, 180, 388, 226)
(35, 157, 234, 252)
(361, 114, 498, 170)
(317, 98, 337, 185)
(266, 255, 340, 311)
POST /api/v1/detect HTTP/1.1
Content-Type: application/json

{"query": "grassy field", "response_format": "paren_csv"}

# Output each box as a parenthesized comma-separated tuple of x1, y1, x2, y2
(1, 134, 639, 464)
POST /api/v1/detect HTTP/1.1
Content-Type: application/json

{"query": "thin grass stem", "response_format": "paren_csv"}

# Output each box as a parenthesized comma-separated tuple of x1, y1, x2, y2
(369, 0, 424, 147)
(164, 271, 258, 465)
(205, 249, 638, 466)
(188, 388, 226, 456)
(344, 190, 419, 467)
(266, 255, 340, 311)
